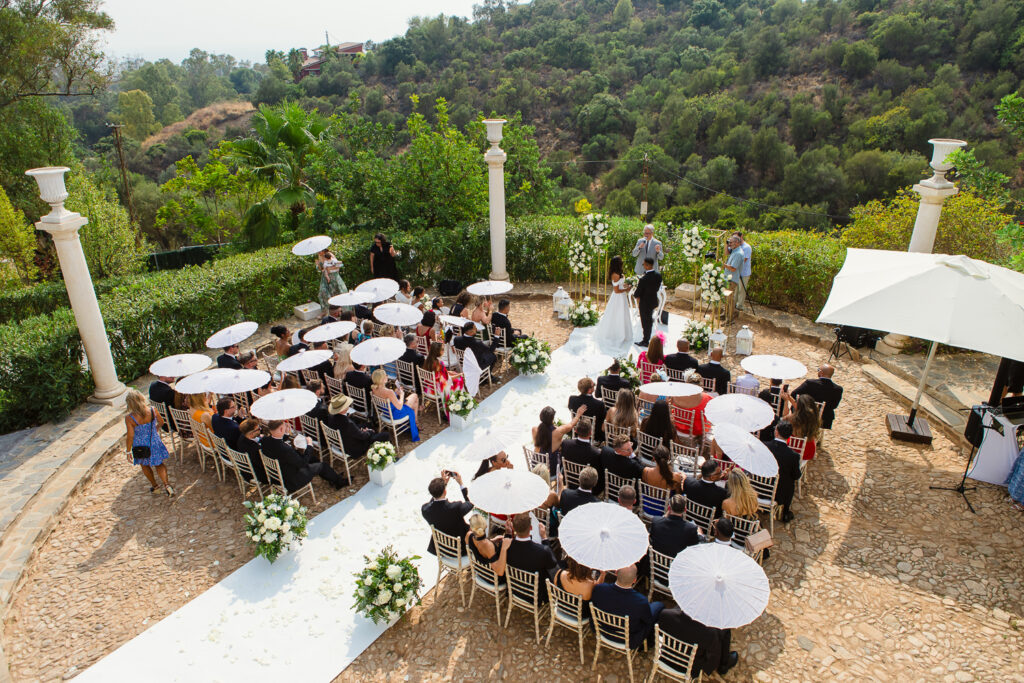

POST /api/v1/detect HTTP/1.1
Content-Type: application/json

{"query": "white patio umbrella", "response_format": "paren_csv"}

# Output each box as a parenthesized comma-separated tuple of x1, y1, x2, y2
(740, 355, 807, 380)
(554, 352, 615, 378)
(639, 381, 703, 397)
(356, 278, 400, 303)
(350, 337, 405, 366)
(149, 353, 211, 378)
(290, 235, 332, 256)
(818, 249, 1024, 434)
(174, 368, 232, 395)
(303, 321, 356, 343)
(250, 388, 318, 420)
(276, 349, 333, 373)
(468, 469, 550, 515)
(461, 423, 524, 461)
(205, 321, 258, 349)
(710, 423, 779, 477)
(467, 280, 514, 296)
(704, 394, 775, 432)
(328, 290, 374, 307)
(374, 302, 423, 327)
(669, 543, 770, 629)
(559, 502, 650, 571)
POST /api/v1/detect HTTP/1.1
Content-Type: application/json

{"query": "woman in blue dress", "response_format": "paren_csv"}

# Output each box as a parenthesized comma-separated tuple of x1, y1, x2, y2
(370, 369, 420, 442)
(124, 389, 173, 496)
(1005, 443, 1024, 510)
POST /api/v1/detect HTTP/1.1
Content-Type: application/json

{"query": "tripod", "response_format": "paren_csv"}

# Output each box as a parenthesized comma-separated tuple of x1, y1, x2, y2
(827, 327, 853, 363)
(737, 275, 756, 316)
(929, 444, 978, 514)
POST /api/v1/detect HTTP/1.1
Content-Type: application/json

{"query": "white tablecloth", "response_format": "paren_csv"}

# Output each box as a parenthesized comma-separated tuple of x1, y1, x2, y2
(967, 412, 1019, 486)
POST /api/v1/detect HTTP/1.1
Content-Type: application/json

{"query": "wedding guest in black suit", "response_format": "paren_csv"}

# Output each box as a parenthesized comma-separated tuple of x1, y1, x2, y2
(602, 434, 643, 481)
(664, 338, 699, 373)
(764, 420, 802, 522)
(422, 471, 473, 555)
(491, 299, 525, 347)
(683, 460, 729, 517)
(260, 420, 349, 491)
(453, 321, 497, 371)
(321, 304, 342, 325)
(697, 347, 731, 395)
(591, 563, 665, 649)
(305, 380, 330, 423)
(649, 494, 703, 558)
(399, 333, 426, 368)
(597, 359, 632, 400)
(656, 607, 728, 678)
(211, 396, 241, 449)
(558, 466, 600, 516)
(632, 257, 662, 347)
(236, 418, 269, 484)
(757, 389, 781, 442)
(791, 364, 843, 429)
(568, 377, 607, 442)
(344, 362, 373, 401)
(504, 512, 558, 602)
(149, 375, 178, 429)
(217, 343, 243, 369)
(326, 394, 389, 457)
(559, 420, 604, 490)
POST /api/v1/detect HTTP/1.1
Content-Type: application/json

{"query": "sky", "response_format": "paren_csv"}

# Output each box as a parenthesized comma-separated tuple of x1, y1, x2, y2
(99, 0, 484, 64)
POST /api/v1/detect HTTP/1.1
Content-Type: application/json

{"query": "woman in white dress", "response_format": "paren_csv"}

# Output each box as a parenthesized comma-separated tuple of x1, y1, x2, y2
(594, 255, 636, 351)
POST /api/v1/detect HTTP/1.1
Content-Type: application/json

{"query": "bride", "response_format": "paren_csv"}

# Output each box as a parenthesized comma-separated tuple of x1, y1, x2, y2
(593, 255, 637, 351)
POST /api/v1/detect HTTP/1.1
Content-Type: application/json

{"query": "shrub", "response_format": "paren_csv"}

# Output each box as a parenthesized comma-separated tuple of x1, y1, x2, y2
(745, 230, 846, 318)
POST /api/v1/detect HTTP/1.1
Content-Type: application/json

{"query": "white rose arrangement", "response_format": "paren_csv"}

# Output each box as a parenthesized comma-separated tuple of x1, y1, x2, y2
(568, 296, 600, 327)
(509, 336, 552, 375)
(699, 262, 731, 305)
(366, 441, 397, 472)
(447, 388, 477, 418)
(583, 213, 610, 252)
(612, 356, 641, 389)
(568, 240, 591, 275)
(352, 545, 423, 624)
(679, 221, 707, 262)
(242, 494, 309, 563)
(682, 319, 712, 351)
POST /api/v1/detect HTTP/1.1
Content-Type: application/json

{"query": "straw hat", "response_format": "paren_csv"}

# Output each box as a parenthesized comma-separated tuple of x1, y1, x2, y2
(328, 393, 354, 415)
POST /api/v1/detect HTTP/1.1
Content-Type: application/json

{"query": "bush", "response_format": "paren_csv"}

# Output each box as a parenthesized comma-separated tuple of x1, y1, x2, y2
(745, 230, 846, 318)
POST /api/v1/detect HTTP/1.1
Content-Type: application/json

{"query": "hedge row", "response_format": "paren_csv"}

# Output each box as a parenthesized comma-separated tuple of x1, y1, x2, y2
(745, 230, 846, 317)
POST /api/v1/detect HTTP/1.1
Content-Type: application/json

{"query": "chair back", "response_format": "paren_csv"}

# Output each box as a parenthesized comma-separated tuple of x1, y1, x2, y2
(651, 625, 700, 681)
(228, 445, 259, 484)
(416, 366, 442, 400)
(604, 472, 636, 503)
(188, 415, 212, 449)
(748, 472, 779, 512)
(572, 414, 596, 440)
(592, 606, 631, 652)
(637, 431, 661, 460)
(603, 422, 632, 444)
(505, 565, 541, 609)
(700, 377, 717, 393)
(638, 360, 658, 384)
(451, 346, 466, 368)
(151, 400, 171, 428)
(371, 393, 402, 424)
(323, 375, 344, 398)
(396, 359, 417, 390)
(415, 334, 430, 356)
(299, 413, 322, 444)
(259, 353, 280, 375)
(231, 391, 251, 415)
(787, 435, 808, 459)
(670, 442, 699, 475)
(665, 367, 688, 383)
(599, 387, 618, 410)
(561, 459, 585, 489)
(547, 579, 588, 626)
(638, 481, 671, 521)
(764, 390, 782, 415)
(210, 433, 232, 469)
(470, 554, 501, 593)
(671, 405, 697, 434)
(523, 445, 548, 473)
(728, 381, 758, 396)
(261, 453, 287, 495)
(320, 422, 346, 459)
(815, 400, 826, 420)
(725, 513, 761, 549)
(430, 526, 465, 570)
(382, 360, 399, 381)
(684, 497, 715, 533)
(301, 369, 320, 385)
(493, 326, 510, 351)
(168, 407, 193, 440)
(648, 548, 674, 600)
(637, 398, 653, 419)
(345, 382, 369, 416)
(370, 322, 387, 337)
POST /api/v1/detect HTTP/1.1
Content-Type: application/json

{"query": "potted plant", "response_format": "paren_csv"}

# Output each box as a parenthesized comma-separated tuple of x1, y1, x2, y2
(352, 545, 424, 625)
(242, 493, 309, 563)
(568, 296, 600, 327)
(447, 388, 477, 431)
(366, 441, 398, 486)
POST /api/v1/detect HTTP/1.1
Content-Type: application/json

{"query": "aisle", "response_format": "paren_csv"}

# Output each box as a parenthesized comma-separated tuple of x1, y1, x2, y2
(77, 314, 689, 682)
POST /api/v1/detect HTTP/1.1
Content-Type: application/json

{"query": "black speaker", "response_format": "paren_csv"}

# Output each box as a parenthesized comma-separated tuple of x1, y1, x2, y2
(964, 405, 986, 448)
(437, 279, 462, 297)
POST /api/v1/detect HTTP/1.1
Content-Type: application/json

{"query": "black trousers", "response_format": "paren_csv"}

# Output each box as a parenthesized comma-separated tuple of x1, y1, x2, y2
(638, 304, 655, 343)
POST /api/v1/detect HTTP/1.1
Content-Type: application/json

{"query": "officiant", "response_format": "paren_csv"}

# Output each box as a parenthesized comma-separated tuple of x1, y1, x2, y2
(631, 224, 664, 276)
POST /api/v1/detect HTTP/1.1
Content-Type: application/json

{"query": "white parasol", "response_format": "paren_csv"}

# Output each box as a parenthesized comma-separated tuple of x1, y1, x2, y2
(350, 337, 405, 366)
(328, 291, 374, 307)
(439, 315, 484, 331)
(740, 355, 807, 380)
(704, 394, 775, 432)
(559, 502, 650, 571)
(174, 369, 232, 395)
(149, 353, 212, 378)
(710, 423, 779, 477)
(462, 346, 482, 397)
(468, 469, 550, 515)
(640, 381, 703, 397)
(355, 278, 400, 303)
(668, 543, 770, 629)
(461, 423, 524, 461)
(290, 235, 332, 256)
(205, 321, 258, 349)
(374, 302, 423, 327)
(276, 349, 333, 373)
(466, 280, 514, 296)
(208, 369, 271, 395)
(250, 388, 318, 420)
(554, 352, 616, 378)
(303, 321, 356, 343)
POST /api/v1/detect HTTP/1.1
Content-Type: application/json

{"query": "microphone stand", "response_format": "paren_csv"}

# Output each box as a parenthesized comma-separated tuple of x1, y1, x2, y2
(929, 444, 978, 514)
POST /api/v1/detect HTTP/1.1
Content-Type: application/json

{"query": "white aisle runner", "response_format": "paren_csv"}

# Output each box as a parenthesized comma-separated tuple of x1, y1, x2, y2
(78, 314, 690, 682)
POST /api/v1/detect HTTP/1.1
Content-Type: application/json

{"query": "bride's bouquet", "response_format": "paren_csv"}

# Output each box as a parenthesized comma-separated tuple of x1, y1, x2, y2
(509, 336, 552, 375)
(568, 297, 600, 327)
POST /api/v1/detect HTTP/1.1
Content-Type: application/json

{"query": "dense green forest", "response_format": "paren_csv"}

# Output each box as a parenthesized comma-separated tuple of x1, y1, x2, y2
(1, 0, 1023, 285)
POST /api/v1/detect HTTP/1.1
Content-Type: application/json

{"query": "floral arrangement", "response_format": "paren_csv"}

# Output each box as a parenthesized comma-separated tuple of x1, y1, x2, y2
(352, 545, 423, 624)
(699, 262, 731, 305)
(615, 356, 641, 389)
(568, 296, 600, 327)
(582, 213, 610, 251)
(679, 221, 708, 262)
(682, 319, 712, 351)
(509, 336, 552, 375)
(568, 240, 591, 275)
(366, 440, 397, 471)
(447, 388, 477, 417)
(624, 273, 640, 288)
(242, 494, 309, 563)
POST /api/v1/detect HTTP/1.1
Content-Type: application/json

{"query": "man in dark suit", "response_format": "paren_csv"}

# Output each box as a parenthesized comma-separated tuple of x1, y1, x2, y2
(559, 419, 604, 490)
(568, 377, 607, 442)
(304, 380, 330, 424)
(236, 418, 268, 484)
(505, 512, 558, 601)
(764, 420, 802, 522)
(261, 419, 349, 491)
(597, 360, 632, 401)
(490, 299, 525, 347)
(345, 363, 373, 394)
(326, 394, 389, 458)
(649, 494, 703, 558)
(791, 364, 843, 429)
(591, 564, 665, 649)
(321, 304, 342, 325)
(453, 321, 497, 371)
(632, 257, 662, 346)
(664, 338, 699, 373)
(211, 396, 241, 449)
(421, 471, 473, 555)
(697, 347, 731, 395)
(217, 344, 243, 369)
(683, 460, 729, 517)
(149, 376, 178, 431)
(399, 333, 425, 368)
(656, 607, 729, 678)
(558, 466, 600, 517)
(602, 434, 644, 481)
(354, 302, 374, 320)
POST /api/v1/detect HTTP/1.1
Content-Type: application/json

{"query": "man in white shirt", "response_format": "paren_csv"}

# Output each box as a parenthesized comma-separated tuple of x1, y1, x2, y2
(735, 371, 760, 393)
(724, 236, 746, 310)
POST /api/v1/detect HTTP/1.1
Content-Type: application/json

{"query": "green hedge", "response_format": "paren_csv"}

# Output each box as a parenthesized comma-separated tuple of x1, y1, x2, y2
(745, 230, 846, 317)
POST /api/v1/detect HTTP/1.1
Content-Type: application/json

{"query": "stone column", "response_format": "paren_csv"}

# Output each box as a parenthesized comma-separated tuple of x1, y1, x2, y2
(26, 167, 127, 404)
(483, 119, 509, 281)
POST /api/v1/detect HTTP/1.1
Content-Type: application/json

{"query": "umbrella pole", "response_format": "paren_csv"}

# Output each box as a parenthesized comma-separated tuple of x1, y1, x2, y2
(906, 340, 937, 429)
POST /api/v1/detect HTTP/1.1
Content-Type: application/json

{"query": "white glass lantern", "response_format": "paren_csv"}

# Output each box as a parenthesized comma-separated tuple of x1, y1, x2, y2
(709, 328, 727, 351)
(735, 325, 754, 356)
(553, 286, 572, 319)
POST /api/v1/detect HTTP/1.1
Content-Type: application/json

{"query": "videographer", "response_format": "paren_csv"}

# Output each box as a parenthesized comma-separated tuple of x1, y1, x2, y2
(421, 469, 472, 556)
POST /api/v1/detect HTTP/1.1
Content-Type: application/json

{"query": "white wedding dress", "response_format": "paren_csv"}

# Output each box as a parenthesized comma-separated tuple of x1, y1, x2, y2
(593, 276, 637, 352)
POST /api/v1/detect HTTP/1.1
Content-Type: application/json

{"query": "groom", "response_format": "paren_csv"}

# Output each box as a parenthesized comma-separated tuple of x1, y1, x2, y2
(633, 257, 662, 347)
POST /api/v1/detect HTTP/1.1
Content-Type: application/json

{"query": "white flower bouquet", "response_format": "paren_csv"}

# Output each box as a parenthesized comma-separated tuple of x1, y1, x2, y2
(699, 262, 731, 305)
(352, 545, 423, 624)
(447, 388, 477, 418)
(366, 440, 397, 471)
(568, 296, 600, 327)
(568, 240, 591, 275)
(509, 336, 552, 375)
(682, 319, 712, 351)
(242, 493, 309, 563)
(583, 213, 610, 252)
(679, 221, 707, 262)
(614, 356, 641, 389)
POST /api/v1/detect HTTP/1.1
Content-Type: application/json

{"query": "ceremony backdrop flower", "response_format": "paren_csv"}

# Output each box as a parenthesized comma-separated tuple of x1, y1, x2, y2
(352, 545, 423, 625)
(568, 240, 591, 274)
(509, 336, 552, 375)
(682, 319, 712, 351)
(242, 494, 309, 563)
(366, 441, 397, 471)
(699, 262, 731, 305)
(447, 388, 477, 417)
(679, 221, 707, 262)
(568, 296, 600, 327)
(582, 213, 610, 251)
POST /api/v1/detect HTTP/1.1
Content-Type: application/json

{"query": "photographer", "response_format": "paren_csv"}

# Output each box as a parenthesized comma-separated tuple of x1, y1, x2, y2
(724, 235, 746, 311)
(421, 470, 472, 555)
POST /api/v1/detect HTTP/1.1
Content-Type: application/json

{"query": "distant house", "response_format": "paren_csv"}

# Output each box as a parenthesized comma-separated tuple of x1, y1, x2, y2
(298, 43, 364, 80)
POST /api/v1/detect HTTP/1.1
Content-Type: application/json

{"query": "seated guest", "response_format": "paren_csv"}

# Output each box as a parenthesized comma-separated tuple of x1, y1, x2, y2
(449, 291, 471, 318)
(604, 389, 640, 442)
(491, 299, 525, 346)
(333, 344, 354, 379)
(757, 388, 781, 442)
(345, 362, 373, 396)
(422, 471, 472, 555)
(559, 420, 604, 494)
(217, 343, 243, 369)
(711, 517, 734, 545)
(453, 321, 497, 371)
(791, 364, 843, 430)
(472, 450, 513, 479)
(280, 374, 301, 391)
(354, 301, 374, 320)
(734, 369, 760, 393)
(354, 319, 374, 344)
(617, 484, 637, 510)
(637, 334, 667, 383)
(553, 556, 605, 619)
(697, 347, 731, 395)
(394, 279, 413, 305)
(603, 434, 643, 482)
(764, 420, 801, 523)
(649, 494, 702, 558)
(416, 310, 440, 341)
(307, 341, 336, 383)
(400, 333, 425, 367)
(411, 286, 427, 310)
(235, 418, 269, 484)
(597, 360, 632, 399)
(149, 374, 177, 413)
(465, 513, 510, 580)
(671, 372, 713, 438)
(326, 394, 388, 457)
(591, 564, 664, 649)
(430, 297, 447, 315)
(683, 460, 729, 517)
(261, 419, 349, 490)
(211, 397, 241, 449)
(781, 391, 821, 461)
(640, 399, 678, 448)
(370, 368, 420, 442)
(533, 405, 586, 474)
(558, 466, 600, 516)
(568, 377, 606, 442)
(532, 463, 561, 509)
(188, 393, 215, 447)
(321, 304, 343, 325)
(505, 512, 558, 602)
(722, 469, 759, 519)
(334, 310, 358, 342)
(664, 338, 699, 373)
(271, 325, 292, 359)
(642, 445, 683, 493)
(470, 295, 494, 330)
(657, 607, 729, 678)
(286, 335, 309, 358)
(239, 350, 258, 369)
(305, 380, 329, 423)
(423, 341, 465, 417)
